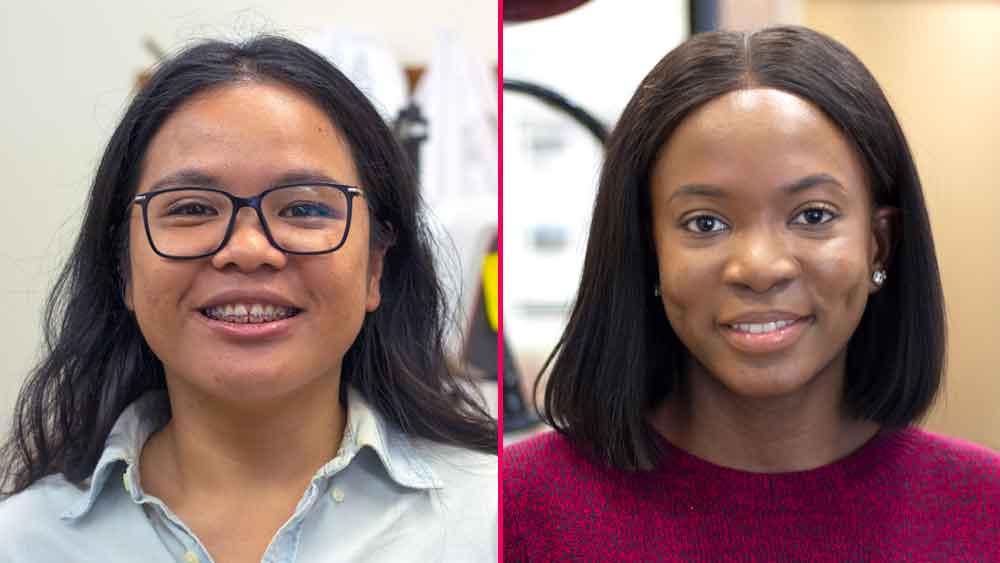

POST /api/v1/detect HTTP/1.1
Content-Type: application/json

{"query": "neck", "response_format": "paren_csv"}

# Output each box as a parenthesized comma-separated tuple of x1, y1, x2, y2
(140, 375, 345, 500)
(651, 354, 879, 473)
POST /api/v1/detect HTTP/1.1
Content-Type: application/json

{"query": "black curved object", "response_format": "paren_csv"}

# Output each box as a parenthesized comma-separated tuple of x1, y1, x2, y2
(504, 0, 590, 23)
(502, 79, 609, 144)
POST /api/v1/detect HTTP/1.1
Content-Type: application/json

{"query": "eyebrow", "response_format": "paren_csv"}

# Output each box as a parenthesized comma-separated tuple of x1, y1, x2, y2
(149, 167, 346, 191)
(668, 173, 845, 204)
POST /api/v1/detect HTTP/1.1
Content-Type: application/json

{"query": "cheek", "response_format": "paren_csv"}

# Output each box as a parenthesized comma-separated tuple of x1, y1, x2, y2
(657, 245, 719, 324)
(128, 263, 197, 369)
(129, 234, 176, 315)
(807, 238, 870, 320)
(302, 253, 372, 322)
(131, 259, 189, 326)
(127, 221, 201, 334)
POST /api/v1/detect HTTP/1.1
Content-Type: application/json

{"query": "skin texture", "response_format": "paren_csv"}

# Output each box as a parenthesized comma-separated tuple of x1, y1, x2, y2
(649, 88, 895, 473)
(128, 82, 383, 562)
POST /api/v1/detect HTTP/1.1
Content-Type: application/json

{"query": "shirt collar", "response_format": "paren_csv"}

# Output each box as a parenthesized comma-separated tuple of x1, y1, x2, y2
(61, 387, 441, 521)
(315, 388, 443, 490)
(61, 392, 168, 521)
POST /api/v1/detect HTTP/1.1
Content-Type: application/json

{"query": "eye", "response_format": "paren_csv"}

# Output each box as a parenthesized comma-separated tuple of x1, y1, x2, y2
(166, 202, 219, 216)
(280, 202, 334, 218)
(790, 207, 837, 226)
(682, 215, 729, 234)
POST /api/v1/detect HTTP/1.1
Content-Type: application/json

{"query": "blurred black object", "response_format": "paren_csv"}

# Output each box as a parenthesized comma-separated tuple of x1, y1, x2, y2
(462, 237, 541, 434)
(500, 332, 540, 433)
(501, 73, 607, 435)
(464, 237, 499, 382)
(505, 0, 590, 23)
(690, 0, 719, 34)
(502, 79, 609, 143)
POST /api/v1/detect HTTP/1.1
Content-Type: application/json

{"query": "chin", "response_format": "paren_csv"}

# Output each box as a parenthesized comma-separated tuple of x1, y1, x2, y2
(191, 366, 317, 403)
(713, 361, 822, 400)
(723, 378, 813, 401)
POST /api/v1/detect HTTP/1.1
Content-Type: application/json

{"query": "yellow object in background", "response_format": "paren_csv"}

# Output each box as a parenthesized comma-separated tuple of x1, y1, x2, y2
(482, 251, 498, 332)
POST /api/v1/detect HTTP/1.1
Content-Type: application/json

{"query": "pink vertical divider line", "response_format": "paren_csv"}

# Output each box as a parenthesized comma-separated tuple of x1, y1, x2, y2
(496, 0, 505, 561)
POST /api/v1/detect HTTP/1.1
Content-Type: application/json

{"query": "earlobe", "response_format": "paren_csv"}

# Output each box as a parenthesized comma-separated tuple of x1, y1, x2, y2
(365, 247, 386, 312)
(870, 206, 899, 292)
(123, 279, 134, 311)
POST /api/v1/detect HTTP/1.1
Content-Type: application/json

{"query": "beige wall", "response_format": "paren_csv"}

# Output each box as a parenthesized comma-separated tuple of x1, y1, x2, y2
(802, 1, 1000, 449)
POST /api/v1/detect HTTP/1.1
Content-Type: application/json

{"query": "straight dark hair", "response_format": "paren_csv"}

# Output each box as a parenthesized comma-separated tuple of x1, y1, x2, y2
(1, 35, 496, 495)
(540, 26, 945, 471)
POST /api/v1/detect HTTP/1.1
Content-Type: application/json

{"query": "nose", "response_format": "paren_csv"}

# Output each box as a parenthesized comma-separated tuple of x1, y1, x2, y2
(722, 226, 800, 294)
(210, 207, 287, 273)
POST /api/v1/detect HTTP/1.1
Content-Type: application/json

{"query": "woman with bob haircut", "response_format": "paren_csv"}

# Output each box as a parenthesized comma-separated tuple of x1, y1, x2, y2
(0, 36, 497, 562)
(504, 25, 1000, 561)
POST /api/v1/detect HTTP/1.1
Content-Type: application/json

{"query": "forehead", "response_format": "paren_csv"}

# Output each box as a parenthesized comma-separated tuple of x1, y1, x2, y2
(651, 88, 868, 201)
(139, 81, 359, 191)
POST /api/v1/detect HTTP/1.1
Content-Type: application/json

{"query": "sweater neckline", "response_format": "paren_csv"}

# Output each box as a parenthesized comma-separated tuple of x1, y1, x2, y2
(652, 425, 919, 483)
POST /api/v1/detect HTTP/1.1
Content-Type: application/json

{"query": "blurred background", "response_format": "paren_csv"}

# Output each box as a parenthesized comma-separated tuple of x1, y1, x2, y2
(0, 1, 499, 430)
(503, 0, 1000, 448)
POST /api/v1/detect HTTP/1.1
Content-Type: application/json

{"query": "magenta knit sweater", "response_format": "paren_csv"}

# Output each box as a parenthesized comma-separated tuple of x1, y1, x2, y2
(503, 428, 1000, 562)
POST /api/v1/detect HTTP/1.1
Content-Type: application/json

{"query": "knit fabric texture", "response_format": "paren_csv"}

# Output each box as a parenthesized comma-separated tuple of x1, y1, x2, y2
(503, 428, 1000, 562)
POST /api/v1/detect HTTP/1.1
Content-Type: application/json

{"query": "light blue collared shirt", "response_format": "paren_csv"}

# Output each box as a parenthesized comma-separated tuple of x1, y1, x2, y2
(0, 391, 497, 562)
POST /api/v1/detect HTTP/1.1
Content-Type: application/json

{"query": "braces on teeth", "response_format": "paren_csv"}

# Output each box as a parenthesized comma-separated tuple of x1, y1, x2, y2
(203, 304, 299, 323)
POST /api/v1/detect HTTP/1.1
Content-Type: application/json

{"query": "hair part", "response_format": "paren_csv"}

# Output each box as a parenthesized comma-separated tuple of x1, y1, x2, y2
(2, 35, 496, 494)
(539, 25, 945, 471)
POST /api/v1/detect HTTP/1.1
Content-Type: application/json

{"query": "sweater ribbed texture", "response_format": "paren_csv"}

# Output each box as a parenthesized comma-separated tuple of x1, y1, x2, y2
(503, 428, 1000, 562)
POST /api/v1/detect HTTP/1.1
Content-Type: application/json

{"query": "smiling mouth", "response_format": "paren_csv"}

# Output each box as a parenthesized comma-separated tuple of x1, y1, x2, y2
(201, 303, 302, 324)
(719, 316, 813, 354)
(726, 319, 798, 334)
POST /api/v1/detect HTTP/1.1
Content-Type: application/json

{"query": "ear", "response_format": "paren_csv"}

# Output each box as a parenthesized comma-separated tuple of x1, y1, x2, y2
(120, 261, 134, 311)
(124, 281, 134, 311)
(365, 246, 386, 312)
(870, 206, 899, 293)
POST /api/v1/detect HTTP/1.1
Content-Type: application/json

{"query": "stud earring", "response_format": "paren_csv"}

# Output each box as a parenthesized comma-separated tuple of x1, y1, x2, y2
(654, 285, 661, 297)
(872, 269, 887, 286)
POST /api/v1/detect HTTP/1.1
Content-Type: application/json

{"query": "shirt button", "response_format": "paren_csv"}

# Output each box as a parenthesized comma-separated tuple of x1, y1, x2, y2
(330, 487, 345, 503)
(122, 467, 132, 495)
(183, 551, 199, 563)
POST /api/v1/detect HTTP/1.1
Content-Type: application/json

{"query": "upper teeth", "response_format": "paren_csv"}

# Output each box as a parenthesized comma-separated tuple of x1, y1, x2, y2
(730, 320, 794, 334)
(204, 303, 297, 323)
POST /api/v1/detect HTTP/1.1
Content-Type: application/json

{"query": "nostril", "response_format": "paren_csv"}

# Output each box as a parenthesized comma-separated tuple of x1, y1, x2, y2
(723, 254, 800, 294)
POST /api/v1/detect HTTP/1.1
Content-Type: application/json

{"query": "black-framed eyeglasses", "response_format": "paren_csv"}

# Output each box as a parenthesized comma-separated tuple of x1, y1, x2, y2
(131, 182, 367, 259)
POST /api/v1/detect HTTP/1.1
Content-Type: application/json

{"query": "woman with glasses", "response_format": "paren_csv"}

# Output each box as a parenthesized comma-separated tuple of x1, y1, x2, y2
(504, 26, 1000, 561)
(0, 36, 496, 562)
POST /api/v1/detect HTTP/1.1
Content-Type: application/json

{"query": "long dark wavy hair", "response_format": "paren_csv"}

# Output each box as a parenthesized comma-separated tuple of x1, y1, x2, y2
(539, 26, 946, 471)
(1, 35, 497, 494)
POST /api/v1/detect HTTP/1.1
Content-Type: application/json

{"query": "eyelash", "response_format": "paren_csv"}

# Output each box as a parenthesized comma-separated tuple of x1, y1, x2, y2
(789, 207, 839, 226)
(680, 206, 840, 234)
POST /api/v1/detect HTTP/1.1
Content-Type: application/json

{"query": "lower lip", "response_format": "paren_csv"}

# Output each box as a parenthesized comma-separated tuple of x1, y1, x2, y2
(720, 317, 812, 354)
(195, 311, 302, 341)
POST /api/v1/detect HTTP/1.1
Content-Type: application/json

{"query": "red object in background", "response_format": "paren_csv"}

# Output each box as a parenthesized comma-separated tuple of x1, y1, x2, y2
(504, 0, 590, 23)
